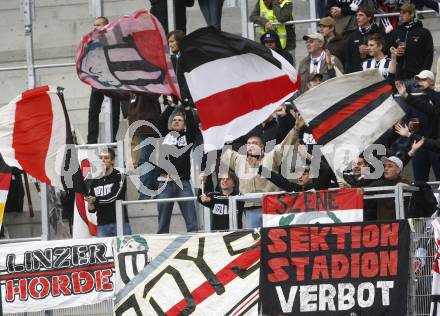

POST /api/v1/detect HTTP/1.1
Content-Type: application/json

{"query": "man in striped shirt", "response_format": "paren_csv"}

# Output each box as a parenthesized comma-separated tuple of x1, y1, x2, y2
(362, 33, 391, 77)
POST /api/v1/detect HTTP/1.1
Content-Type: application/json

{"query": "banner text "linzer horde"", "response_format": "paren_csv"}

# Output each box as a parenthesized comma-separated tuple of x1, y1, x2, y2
(0, 239, 115, 313)
(260, 220, 409, 315)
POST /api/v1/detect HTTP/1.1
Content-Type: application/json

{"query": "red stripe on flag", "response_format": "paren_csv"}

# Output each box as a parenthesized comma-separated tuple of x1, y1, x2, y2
(0, 173, 12, 191)
(196, 75, 298, 130)
(13, 88, 53, 184)
(263, 188, 364, 215)
(312, 85, 392, 142)
(165, 245, 260, 316)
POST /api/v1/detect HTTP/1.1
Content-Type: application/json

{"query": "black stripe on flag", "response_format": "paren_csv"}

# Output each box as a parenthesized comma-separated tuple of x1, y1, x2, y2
(309, 80, 392, 145)
(180, 26, 281, 73)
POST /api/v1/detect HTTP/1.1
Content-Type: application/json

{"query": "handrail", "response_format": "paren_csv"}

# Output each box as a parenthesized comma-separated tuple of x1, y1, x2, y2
(0, 236, 42, 245)
(0, 62, 75, 72)
(115, 185, 420, 235)
(251, 9, 436, 27)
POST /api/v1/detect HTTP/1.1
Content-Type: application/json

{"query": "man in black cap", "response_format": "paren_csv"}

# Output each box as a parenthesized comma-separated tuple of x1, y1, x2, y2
(260, 30, 294, 65)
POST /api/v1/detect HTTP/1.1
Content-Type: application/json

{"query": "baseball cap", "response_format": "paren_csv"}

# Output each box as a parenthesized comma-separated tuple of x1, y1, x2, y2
(415, 70, 435, 81)
(384, 156, 403, 171)
(319, 17, 336, 27)
(261, 32, 278, 44)
(303, 32, 324, 42)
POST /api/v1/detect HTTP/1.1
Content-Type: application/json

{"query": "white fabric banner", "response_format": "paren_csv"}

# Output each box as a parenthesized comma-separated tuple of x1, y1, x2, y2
(0, 237, 114, 313)
(113, 231, 260, 315)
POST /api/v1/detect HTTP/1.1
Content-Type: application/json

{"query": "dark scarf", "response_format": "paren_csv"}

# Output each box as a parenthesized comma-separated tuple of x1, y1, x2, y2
(402, 19, 418, 30)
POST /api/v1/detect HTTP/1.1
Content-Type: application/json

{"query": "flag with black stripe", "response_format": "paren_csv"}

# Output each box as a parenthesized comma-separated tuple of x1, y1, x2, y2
(180, 27, 299, 150)
(294, 69, 405, 176)
(76, 10, 180, 98)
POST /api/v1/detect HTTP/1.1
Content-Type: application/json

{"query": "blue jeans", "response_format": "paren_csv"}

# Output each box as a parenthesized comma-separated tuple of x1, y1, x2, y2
(156, 180, 198, 234)
(97, 223, 132, 237)
(245, 208, 262, 229)
(138, 137, 160, 199)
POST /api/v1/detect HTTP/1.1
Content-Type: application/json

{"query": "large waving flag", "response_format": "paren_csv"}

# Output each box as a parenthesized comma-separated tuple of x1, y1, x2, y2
(180, 27, 299, 150)
(0, 86, 85, 193)
(76, 9, 180, 97)
(294, 69, 405, 176)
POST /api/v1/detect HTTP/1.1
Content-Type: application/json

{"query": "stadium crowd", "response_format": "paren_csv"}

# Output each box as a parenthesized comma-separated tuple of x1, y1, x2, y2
(89, 1, 440, 236)
(2, 0, 440, 238)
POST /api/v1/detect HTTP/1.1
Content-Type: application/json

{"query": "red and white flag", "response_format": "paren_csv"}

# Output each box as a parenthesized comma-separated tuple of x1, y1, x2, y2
(180, 27, 299, 150)
(72, 156, 98, 238)
(262, 188, 364, 227)
(294, 69, 405, 176)
(76, 9, 180, 97)
(0, 86, 84, 192)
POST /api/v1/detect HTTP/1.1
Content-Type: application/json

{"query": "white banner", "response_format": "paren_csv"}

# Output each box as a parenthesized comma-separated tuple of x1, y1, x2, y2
(113, 231, 260, 316)
(0, 237, 114, 313)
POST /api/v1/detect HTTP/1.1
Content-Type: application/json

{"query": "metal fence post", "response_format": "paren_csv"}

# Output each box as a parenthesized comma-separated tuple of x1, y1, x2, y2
(240, 0, 249, 38)
(90, 0, 103, 17)
(394, 185, 406, 219)
(40, 184, 49, 240)
(23, 0, 36, 89)
(116, 140, 124, 171)
(167, 0, 175, 31)
(309, 0, 317, 33)
(203, 206, 211, 233)
(116, 200, 124, 236)
(103, 97, 113, 143)
(228, 196, 238, 230)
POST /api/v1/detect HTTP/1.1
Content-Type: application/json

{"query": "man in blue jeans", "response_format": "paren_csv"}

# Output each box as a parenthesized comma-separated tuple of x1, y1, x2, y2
(87, 148, 131, 237)
(155, 103, 198, 233)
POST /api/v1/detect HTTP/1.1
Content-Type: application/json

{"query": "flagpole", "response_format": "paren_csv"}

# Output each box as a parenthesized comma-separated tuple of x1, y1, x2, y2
(23, 173, 34, 218)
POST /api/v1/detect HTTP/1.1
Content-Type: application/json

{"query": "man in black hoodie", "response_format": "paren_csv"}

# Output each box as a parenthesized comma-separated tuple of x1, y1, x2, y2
(389, 3, 434, 80)
(345, 6, 384, 74)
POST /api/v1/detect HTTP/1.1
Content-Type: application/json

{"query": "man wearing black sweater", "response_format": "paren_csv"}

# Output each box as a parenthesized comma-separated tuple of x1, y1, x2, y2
(345, 6, 384, 74)
(389, 3, 434, 80)
(155, 104, 198, 234)
(87, 148, 130, 237)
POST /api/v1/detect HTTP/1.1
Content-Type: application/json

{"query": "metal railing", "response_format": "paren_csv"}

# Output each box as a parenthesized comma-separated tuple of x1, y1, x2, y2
(0, 142, 124, 245)
(114, 184, 424, 235)
(248, 8, 437, 42)
(408, 217, 436, 316)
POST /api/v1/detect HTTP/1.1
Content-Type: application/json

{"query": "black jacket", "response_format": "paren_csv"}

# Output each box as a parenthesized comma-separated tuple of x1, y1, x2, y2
(326, 0, 356, 16)
(326, 34, 347, 67)
(197, 189, 244, 230)
(389, 20, 433, 80)
(405, 90, 440, 152)
(158, 106, 196, 180)
(345, 23, 384, 74)
(88, 169, 127, 225)
(261, 161, 333, 192)
(364, 176, 410, 221)
(171, 53, 193, 104)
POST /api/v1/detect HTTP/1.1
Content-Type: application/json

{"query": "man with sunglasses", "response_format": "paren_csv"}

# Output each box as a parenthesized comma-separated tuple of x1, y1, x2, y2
(86, 148, 131, 237)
